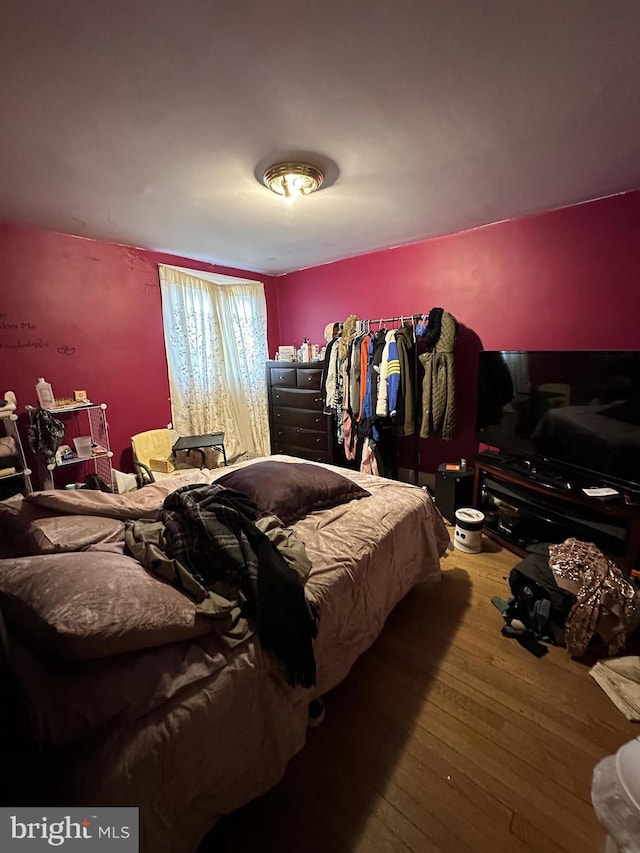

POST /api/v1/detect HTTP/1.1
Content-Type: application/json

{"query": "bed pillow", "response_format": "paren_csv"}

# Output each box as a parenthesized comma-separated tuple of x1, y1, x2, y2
(0, 495, 58, 557)
(28, 515, 125, 554)
(0, 495, 125, 556)
(0, 551, 213, 660)
(216, 460, 370, 526)
(25, 469, 212, 520)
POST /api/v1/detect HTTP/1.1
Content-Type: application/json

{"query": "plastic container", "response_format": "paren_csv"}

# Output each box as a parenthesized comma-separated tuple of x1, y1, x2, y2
(454, 507, 485, 554)
(73, 436, 93, 459)
(592, 736, 640, 852)
(35, 378, 55, 410)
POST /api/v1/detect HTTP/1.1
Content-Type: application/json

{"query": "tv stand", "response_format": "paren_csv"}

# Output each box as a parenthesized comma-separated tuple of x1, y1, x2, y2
(473, 452, 640, 572)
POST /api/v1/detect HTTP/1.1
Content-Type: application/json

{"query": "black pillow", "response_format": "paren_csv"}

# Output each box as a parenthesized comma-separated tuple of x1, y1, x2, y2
(216, 461, 370, 526)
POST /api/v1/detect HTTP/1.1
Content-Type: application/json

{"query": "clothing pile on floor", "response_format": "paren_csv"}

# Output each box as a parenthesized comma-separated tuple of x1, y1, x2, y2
(492, 538, 639, 658)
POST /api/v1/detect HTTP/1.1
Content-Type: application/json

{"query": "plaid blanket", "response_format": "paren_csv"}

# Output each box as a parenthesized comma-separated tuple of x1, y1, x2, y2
(162, 483, 318, 688)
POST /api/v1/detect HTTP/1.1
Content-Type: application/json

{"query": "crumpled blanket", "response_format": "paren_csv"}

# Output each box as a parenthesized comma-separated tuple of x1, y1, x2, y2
(127, 482, 318, 688)
(549, 538, 636, 657)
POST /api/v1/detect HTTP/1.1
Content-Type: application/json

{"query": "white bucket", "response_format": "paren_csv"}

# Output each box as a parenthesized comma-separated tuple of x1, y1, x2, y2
(73, 436, 93, 459)
(454, 507, 485, 554)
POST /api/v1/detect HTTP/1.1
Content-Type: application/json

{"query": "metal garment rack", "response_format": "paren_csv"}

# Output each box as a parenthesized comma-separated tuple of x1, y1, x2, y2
(353, 313, 426, 486)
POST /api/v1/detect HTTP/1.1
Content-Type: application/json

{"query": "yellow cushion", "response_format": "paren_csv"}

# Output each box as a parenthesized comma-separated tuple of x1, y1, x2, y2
(131, 429, 174, 470)
(149, 457, 174, 474)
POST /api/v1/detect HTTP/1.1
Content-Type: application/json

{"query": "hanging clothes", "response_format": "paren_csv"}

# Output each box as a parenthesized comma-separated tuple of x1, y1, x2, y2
(27, 407, 65, 464)
(420, 310, 457, 440)
(360, 437, 379, 476)
(320, 337, 337, 410)
(369, 329, 387, 420)
(375, 329, 396, 418)
(425, 307, 444, 352)
(356, 334, 371, 421)
(394, 322, 416, 436)
(357, 335, 376, 440)
(349, 335, 363, 421)
(322, 337, 341, 410)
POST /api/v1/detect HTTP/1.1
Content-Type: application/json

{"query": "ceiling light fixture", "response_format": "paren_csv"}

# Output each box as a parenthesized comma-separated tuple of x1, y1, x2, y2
(262, 162, 324, 200)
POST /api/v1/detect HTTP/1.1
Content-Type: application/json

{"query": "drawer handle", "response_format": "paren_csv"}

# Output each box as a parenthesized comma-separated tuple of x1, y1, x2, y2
(279, 375, 285, 381)
(315, 418, 320, 424)
(277, 431, 284, 437)
(307, 376, 313, 382)
(276, 413, 281, 418)
(275, 394, 280, 399)
(315, 438, 321, 443)
(314, 397, 322, 403)
(297, 427, 303, 433)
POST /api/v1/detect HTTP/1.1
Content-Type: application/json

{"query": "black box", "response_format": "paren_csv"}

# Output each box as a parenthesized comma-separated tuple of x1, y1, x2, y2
(435, 463, 475, 523)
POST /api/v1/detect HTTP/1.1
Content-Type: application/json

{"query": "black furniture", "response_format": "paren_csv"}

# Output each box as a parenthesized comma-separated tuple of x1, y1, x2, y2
(434, 463, 475, 523)
(172, 432, 227, 466)
(266, 361, 335, 464)
(473, 451, 640, 573)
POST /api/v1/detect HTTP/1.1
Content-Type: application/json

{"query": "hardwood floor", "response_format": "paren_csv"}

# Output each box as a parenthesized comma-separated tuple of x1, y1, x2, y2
(202, 529, 637, 853)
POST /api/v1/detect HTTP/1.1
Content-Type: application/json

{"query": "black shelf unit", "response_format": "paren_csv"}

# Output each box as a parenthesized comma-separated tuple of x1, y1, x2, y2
(473, 452, 640, 572)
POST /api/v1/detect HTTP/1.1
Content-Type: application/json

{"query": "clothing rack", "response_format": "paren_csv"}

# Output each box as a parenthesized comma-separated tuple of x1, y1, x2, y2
(351, 312, 427, 486)
(356, 314, 427, 332)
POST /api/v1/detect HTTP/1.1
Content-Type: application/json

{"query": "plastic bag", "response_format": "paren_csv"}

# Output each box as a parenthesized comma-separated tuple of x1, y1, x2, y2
(592, 752, 640, 853)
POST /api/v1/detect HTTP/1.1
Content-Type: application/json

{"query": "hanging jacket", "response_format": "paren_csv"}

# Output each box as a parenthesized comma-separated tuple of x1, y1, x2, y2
(349, 336, 362, 419)
(420, 311, 457, 440)
(324, 338, 340, 409)
(321, 338, 337, 410)
(356, 334, 371, 421)
(394, 323, 416, 436)
(386, 334, 400, 417)
(370, 330, 387, 420)
(357, 335, 377, 440)
(376, 330, 396, 417)
(425, 307, 444, 352)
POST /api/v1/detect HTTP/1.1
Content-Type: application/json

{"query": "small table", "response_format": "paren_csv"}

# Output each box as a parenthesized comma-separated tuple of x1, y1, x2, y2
(172, 432, 227, 467)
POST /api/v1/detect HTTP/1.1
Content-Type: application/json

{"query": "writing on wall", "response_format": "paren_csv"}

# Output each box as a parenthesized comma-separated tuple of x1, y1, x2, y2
(0, 312, 49, 350)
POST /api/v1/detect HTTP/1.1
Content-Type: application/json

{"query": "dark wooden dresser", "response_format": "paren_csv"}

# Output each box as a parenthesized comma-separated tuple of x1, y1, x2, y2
(266, 360, 335, 464)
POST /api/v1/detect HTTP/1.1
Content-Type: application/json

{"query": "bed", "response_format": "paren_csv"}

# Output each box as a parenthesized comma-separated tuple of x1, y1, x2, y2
(0, 455, 449, 853)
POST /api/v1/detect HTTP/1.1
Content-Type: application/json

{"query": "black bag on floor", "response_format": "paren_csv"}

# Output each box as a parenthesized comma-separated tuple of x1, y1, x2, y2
(496, 552, 576, 650)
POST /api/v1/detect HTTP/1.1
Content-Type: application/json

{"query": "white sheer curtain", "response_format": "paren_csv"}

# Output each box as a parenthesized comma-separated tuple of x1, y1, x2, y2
(158, 265, 270, 460)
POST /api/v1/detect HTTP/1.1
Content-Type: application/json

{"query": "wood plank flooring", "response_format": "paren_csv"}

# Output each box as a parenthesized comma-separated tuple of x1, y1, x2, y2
(201, 529, 637, 853)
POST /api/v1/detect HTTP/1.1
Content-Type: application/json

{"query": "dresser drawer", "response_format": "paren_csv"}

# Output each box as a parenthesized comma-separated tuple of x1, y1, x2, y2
(296, 368, 323, 390)
(269, 367, 297, 388)
(273, 444, 331, 465)
(273, 407, 328, 430)
(272, 425, 328, 451)
(271, 387, 323, 409)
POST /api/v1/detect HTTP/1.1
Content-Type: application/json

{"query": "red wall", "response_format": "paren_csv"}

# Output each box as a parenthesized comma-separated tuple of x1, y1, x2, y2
(274, 191, 640, 472)
(0, 222, 278, 471)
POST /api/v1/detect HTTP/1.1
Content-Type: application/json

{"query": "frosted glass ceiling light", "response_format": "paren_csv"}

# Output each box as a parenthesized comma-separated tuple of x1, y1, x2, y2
(262, 162, 324, 200)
